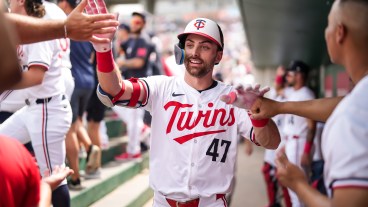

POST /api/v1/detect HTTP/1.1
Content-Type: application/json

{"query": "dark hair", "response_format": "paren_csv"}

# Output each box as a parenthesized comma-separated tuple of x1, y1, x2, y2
(217, 24, 224, 51)
(25, 0, 45, 18)
(56, 0, 79, 8)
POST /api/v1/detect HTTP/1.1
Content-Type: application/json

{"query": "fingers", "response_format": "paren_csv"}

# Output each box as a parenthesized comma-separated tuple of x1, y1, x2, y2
(275, 147, 289, 169)
(76, 0, 88, 12)
(43, 169, 50, 177)
(220, 91, 237, 104)
(90, 20, 118, 31)
(259, 86, 270, 96)
(87, 0, 99, 14)
(96, 0, 108, 14)
(53, 165, 60, 173)
(63, 166, 74, 176)
(88, 13, 117, 22)
(254, 84, 260, 91)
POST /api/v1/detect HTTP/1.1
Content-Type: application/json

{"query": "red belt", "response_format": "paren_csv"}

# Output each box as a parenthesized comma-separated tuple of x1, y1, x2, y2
(165, 194, 225, 207)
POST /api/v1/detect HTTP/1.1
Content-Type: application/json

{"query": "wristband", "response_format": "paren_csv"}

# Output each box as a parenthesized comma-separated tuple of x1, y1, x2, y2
(96, 50, 114, 73)
(304, 141, 313, 154)
(248, 113, 269, 127)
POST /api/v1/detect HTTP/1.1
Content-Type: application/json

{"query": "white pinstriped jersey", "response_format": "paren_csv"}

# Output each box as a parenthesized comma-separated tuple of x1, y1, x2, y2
(18, 37, 64, 98)
(0, 2, 69, 112)
(141, 75, 253, 200)
(43, 1, 72, 70)
(283, 86, 315, 138)
(323, 75, 368, 196)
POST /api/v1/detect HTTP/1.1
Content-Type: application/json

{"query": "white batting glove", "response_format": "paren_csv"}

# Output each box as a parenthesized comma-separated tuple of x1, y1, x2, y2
(84, 0, 117, 52)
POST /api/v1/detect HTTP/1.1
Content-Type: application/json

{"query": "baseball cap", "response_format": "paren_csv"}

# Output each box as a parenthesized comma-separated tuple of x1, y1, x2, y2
(118, 23, 130, 32)
(177, 18, 224, 51)
(132, 11, 146, 23)
(287, 60, 309, 74)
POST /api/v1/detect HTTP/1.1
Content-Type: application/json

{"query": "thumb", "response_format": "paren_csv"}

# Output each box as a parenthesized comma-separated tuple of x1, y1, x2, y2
(75, 0, 87, 12)
(275, 147, 289, 168)
(220, 91, 237, 104)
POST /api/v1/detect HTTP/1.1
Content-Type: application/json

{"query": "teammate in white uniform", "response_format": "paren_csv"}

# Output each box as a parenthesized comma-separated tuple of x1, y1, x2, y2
(87, 2, 281, 205)
(244, 0, 368, 206)
(0, 0, 72, 206)
(282, 61, 315, 207)
(262, 67, 291, 207)
(43, 0, 74, 101)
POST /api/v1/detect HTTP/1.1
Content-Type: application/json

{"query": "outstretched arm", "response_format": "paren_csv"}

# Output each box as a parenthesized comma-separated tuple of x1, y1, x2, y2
(0, 7, 22, 92)
(5, 0, 118, 44)
(88, 0, 146, 106)
(220, 87, 280, 150)
(250, 96, 343, 122)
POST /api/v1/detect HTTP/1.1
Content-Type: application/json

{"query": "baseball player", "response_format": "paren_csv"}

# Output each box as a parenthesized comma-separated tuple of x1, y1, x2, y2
(246, 0, 368, 206)
(281, 60, 316, 207)
(262, 66, 291, 207)
(87, 2, 280, 206)
(0, 0, 72, 206)
(113, 12, 152, 161)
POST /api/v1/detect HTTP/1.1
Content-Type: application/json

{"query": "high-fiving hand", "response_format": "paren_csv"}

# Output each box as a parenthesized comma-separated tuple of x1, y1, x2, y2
(84, 0, 118, 52)
(65, 0, 118, 43)
(220, 84, 270, 110)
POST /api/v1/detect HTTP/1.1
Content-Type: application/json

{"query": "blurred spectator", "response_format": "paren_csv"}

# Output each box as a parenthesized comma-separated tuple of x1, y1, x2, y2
(57, 0, 101, 190)
(113, 11, 152, 161)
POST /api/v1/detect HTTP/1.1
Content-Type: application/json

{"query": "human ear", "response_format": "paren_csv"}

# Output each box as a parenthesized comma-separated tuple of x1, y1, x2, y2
(336, 23, 346, 44)
(215, 51, 223, 64)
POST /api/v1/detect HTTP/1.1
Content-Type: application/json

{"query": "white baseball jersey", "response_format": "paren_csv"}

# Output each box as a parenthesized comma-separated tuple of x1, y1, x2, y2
(0, 4, 72, 187)
(282, 86, 315, 207)
(322, 75, 368, 196)
(141, 75, 253, 202)
(0, 90, 27, 113)
(44, 1, 73, 99)
(283, 86, 315, 138)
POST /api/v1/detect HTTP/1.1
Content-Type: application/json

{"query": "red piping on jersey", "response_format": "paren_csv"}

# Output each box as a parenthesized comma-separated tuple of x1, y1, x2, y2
(173, 129, 226, 144)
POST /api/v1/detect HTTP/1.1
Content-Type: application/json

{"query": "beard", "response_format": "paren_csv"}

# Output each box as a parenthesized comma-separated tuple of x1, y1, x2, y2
(184, 55, 215, 78)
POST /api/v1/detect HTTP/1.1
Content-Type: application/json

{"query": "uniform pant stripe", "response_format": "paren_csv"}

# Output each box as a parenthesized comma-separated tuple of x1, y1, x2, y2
(221, 196, 228, 207)
(42, 102, 52, 173)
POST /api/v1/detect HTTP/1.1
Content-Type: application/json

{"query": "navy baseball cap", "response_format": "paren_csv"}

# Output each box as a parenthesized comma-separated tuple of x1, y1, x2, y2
(118, 23, 130, 32)
(287, 60, 309, 74)
(132, 12, 146, 23)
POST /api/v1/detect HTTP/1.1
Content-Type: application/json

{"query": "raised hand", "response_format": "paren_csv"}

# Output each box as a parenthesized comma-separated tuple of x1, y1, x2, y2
(220, 84, 270, 110)
(275, 148, 308, 191)
(65, 0, 118, 43)
(84, 0, 118, 51)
